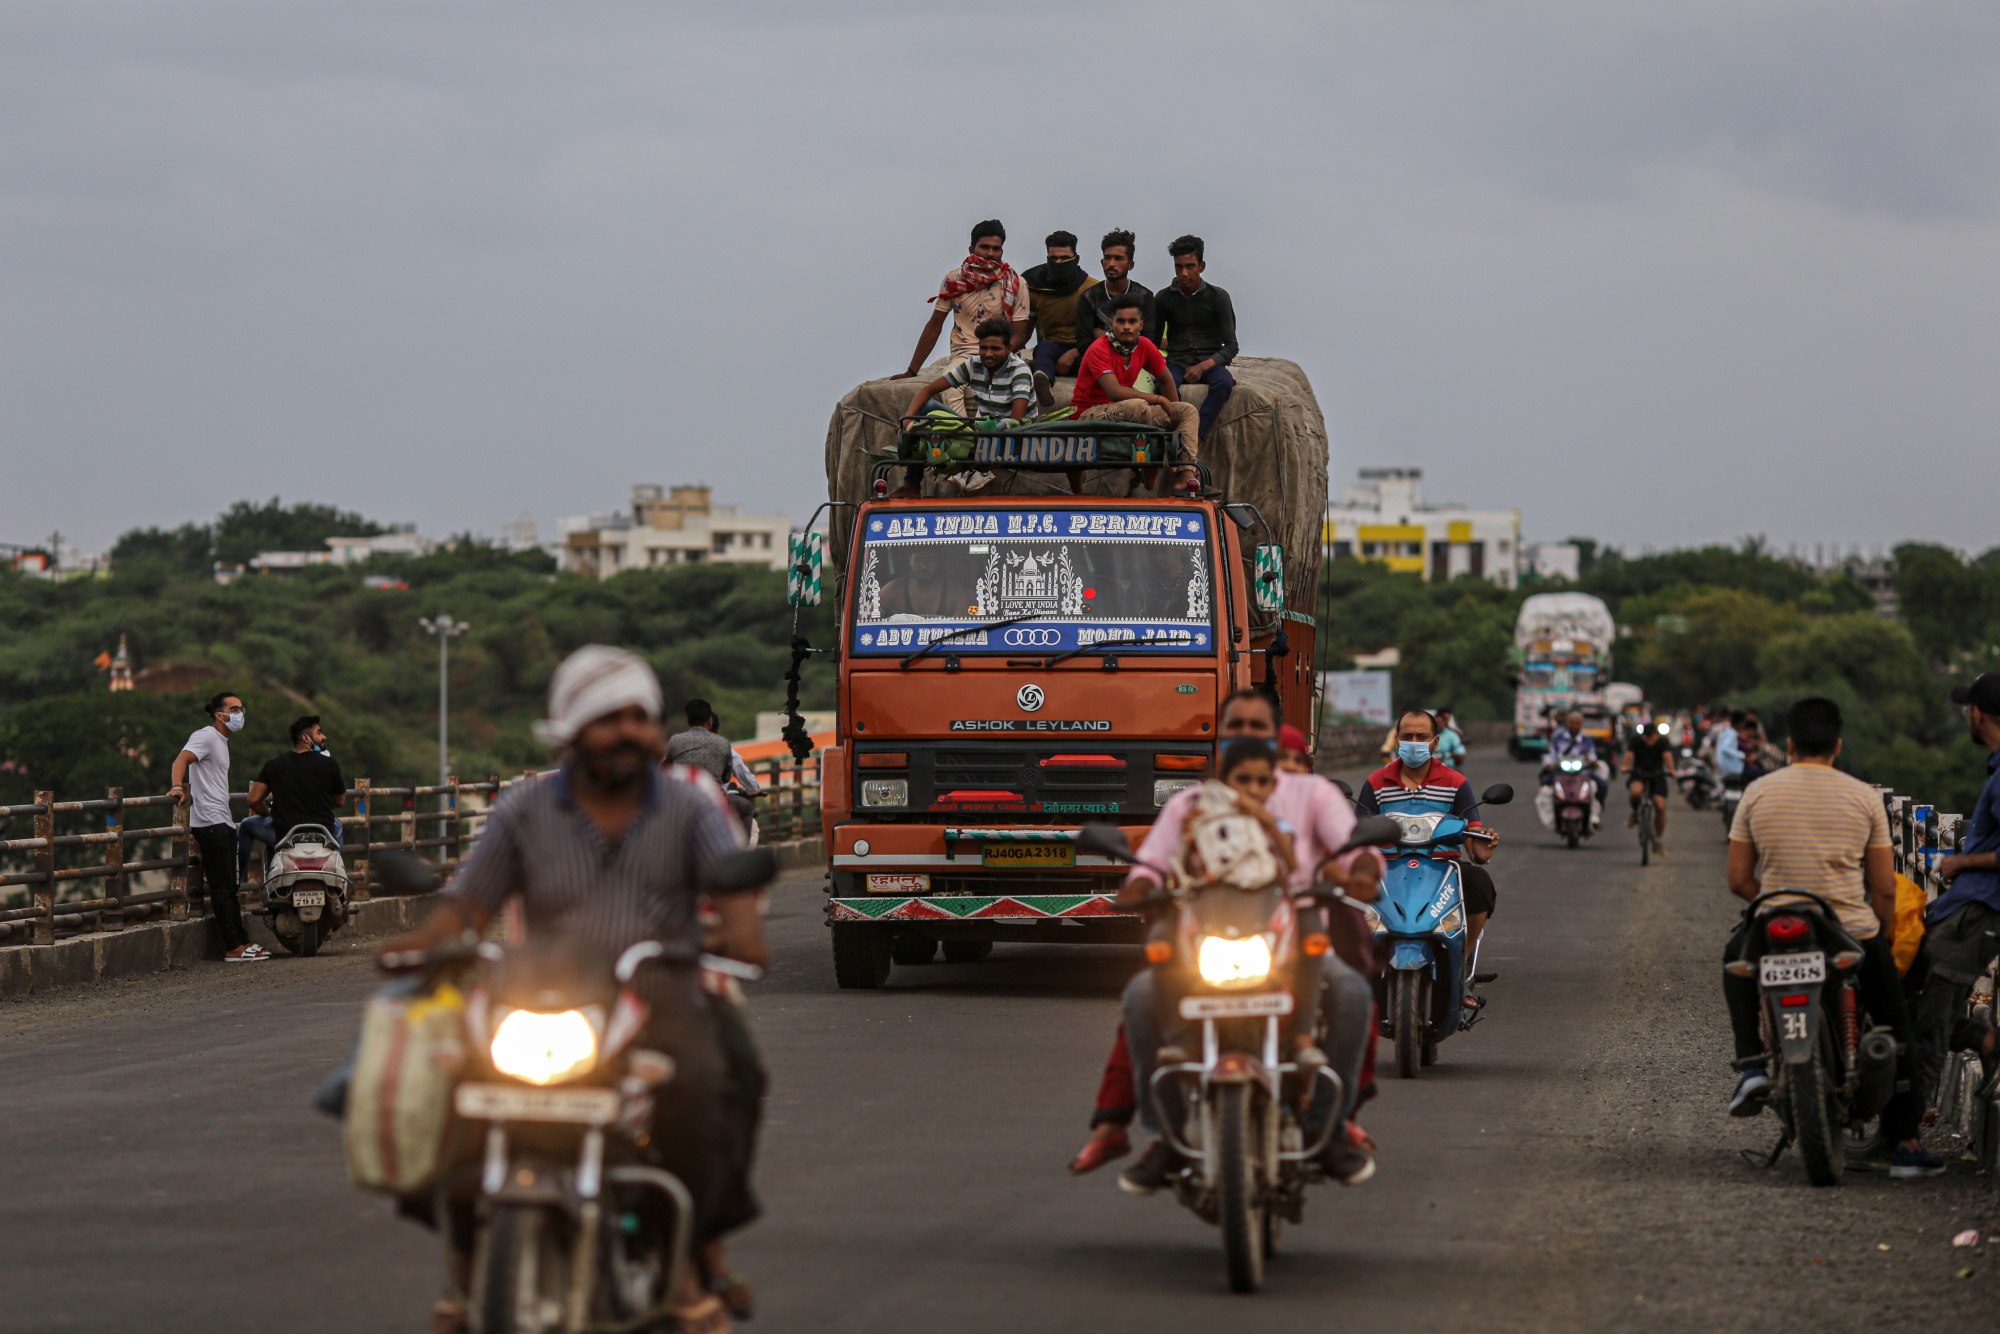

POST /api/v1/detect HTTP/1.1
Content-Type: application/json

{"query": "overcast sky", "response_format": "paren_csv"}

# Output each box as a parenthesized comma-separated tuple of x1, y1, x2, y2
(4, 1, 1996, 558)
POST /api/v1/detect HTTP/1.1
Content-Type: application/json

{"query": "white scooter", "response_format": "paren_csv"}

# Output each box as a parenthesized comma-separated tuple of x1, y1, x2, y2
(263, 824, 351, 956)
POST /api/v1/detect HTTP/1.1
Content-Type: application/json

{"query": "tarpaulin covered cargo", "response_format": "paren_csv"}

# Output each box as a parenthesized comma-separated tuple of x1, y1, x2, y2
(822, 356, 1329, 626)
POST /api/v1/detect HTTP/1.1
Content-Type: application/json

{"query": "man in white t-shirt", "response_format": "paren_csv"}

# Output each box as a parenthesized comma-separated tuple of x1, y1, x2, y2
(169, 690, 268, 961)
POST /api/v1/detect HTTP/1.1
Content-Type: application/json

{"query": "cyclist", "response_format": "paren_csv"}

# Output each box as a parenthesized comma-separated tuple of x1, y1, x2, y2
(1622, 715, 1674, 853)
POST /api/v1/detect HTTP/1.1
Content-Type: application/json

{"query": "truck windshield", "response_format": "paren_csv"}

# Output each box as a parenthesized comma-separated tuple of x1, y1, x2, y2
(850, 506, 1215, 656)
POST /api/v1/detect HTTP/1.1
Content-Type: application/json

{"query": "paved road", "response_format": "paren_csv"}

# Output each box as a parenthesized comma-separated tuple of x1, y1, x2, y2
(3, 756, 1996, 1332)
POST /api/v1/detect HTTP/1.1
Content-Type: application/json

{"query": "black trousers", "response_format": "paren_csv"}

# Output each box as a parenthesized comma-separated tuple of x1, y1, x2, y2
(1912, 903, 2000, 1107)
(1461, 863, 1497, 918)
(1722, 924, 1921, 1143)
(190, 822, 249, 951)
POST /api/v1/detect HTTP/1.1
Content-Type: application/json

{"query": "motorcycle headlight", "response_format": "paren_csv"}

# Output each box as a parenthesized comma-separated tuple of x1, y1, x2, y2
(1559, 760, 1583, 772)
(1436, 908, 1464, 936)
(1197, 934, 1274, 988)
(489, 1008, 600, 1085)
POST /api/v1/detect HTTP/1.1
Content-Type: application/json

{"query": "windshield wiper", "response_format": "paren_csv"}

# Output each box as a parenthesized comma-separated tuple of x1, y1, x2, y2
(899, 613, 1042, 669)
(1042, 631, 1194, 669)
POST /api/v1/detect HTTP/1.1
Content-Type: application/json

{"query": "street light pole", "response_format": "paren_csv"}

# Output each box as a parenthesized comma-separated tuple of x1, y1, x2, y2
(418, 614, 470, 787)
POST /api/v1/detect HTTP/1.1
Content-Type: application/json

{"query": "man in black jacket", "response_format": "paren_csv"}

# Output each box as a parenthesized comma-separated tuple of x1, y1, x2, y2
(1155, 234, 1239, 440)
(1073, 228, 1158, 351)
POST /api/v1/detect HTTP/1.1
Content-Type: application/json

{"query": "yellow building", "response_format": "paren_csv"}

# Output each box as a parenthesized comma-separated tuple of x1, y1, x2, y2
(1322, 468, 1519, 587)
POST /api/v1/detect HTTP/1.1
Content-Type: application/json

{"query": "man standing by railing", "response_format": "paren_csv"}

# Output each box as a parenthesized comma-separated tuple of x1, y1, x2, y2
(169, 691, 268, 962)
(1912, 673, 2000, 1106)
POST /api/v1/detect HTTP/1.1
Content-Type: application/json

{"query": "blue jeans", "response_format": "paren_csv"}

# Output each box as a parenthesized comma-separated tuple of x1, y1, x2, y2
(1032, 339, 1077, 379)
(1167, 362, 1235, 439)
(238, 815, 342, 877)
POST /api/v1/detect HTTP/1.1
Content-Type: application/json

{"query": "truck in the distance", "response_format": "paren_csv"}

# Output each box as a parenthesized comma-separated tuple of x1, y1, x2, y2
(797, 358, 1328, 988)
(1508, 592, 1616, 761)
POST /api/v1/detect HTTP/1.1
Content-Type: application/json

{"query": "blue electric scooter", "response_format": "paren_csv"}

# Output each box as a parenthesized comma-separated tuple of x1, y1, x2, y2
(1361, 784, 1514, 1078)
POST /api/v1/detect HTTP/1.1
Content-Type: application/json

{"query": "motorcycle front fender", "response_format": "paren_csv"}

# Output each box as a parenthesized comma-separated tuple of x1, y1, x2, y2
(1389, 939, 1434, 972)
(1765, 984, 1823, 1066)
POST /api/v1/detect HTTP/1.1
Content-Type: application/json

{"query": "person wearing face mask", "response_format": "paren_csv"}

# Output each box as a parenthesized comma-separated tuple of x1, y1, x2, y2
(1355, 708, 1501, 968)
(1021, 229, 1099, 384)
(170, 691, 268, 962)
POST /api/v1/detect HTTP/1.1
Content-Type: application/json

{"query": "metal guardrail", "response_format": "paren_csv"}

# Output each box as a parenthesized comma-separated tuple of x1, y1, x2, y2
(0, 754, 822, 947)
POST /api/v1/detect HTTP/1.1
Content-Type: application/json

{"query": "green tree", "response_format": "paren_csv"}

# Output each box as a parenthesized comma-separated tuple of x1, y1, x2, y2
(1623, 588, 1797, 705)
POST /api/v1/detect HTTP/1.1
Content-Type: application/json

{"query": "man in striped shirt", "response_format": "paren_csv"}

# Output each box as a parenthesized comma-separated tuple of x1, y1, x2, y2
(892, 316, 1034, 498)
(1356, 708, 1501, 958)
(1721, 696, 1943, 1177)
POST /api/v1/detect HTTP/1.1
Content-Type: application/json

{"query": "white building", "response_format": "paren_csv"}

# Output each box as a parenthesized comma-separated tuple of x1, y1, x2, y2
(249, 526, 433, 572)
(559, 485, 792, 580)
(1322, 467, 1519, 588)
(1520, 541, 1581, 582)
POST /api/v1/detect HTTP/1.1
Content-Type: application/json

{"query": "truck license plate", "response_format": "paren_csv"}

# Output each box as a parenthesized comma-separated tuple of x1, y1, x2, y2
(866, 874, 930, 894)
(1180, 992, 1295, 1020)
(454, 1083, 619, 1126)
(982, 842, 1074, 869)
(1759, 952, 1826, 986)
(291, 889, 326, 908)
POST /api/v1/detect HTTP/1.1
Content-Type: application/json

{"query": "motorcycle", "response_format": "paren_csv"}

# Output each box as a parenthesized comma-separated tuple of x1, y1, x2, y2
(1719, 772, 1747, 834)
(1356, 786, 1514, 1077)
(375, 847, 776, 1333)
(1676, 747, 1715, 811)
(1538, 759, 1598, 848)
(1727, 891, 1898, 1186)
(1077, 815, 1401, 1294)
(264, 823, 350, 956)
(723, 779, 761, 848)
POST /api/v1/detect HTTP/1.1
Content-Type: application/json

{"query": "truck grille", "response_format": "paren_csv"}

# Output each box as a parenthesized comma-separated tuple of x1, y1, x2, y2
(855, 742, 1206, 817)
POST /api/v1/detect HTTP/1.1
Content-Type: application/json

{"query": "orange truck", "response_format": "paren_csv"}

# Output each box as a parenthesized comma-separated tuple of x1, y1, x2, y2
(800, 360, 1329, 988)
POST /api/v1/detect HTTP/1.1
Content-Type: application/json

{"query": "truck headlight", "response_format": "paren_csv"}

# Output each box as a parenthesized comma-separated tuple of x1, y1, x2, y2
(1197, 934, 1273, 987)
(1154, 778, 1199, 807)
(489, 1008, 599, 1086)
(860, 779, 908, 808)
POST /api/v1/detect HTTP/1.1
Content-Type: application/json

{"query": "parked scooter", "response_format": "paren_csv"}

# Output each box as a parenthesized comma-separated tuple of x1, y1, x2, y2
(264, 823, 350, 956)
(1077, 813, 1400, 1294)
(1728, 891, 1898, 1185)
(1357, 786, 1514, 1076)
(1719, 773, 1748, 835)
(372, 847, 776, 1334)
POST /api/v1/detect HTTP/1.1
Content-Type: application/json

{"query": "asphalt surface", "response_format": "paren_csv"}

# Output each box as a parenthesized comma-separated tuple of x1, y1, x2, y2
(2, 754, 1996, 1332)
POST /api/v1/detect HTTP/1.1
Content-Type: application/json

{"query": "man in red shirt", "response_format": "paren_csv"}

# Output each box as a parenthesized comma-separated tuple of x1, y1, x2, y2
(1069, 292, 1200, 484)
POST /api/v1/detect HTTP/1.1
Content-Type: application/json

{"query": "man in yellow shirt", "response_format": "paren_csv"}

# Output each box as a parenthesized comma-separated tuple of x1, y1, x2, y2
(1720, 697, 1943, 1178)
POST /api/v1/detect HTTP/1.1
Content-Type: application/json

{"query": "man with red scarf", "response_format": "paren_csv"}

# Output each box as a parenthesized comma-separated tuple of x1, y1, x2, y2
(895, 219, 1031, 415)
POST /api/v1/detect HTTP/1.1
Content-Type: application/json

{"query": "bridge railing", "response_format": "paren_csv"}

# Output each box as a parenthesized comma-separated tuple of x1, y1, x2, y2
(0, 753, 822, 947)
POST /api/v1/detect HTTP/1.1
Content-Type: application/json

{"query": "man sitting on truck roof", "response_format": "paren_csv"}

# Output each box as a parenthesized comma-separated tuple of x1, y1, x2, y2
(1069, 292, 1200, 486)
(892, 317, 1035, 498)
(1155, 234, 1239, 442)
(1022, 229, 1098, 383)
(894, 219, 1030, 408)
(1073, 228, 1158, 353)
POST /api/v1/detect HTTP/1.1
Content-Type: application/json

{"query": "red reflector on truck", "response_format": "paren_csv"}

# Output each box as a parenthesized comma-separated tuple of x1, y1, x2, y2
(1153, 754, 1210, 772)
(1039, 754, 1124, 768)
(940, 790, 1025, 804)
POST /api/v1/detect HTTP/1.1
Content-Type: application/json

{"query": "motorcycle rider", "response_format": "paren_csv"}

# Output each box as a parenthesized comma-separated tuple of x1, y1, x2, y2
(1542, 708, 1607, 827)
(376, 647, 770, 1332)
(1719, 696, 1943, 1178)
(240, 715, 345, 877)
(1109, 689, 1385, 1195)
(1622, 714, 1674, 852)
(1355, 708, 1501, 970)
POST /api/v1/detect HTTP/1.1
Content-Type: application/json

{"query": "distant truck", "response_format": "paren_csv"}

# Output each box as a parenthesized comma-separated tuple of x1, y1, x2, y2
(1509, 592, 1615, 760)
(801, 358, 1329, 988)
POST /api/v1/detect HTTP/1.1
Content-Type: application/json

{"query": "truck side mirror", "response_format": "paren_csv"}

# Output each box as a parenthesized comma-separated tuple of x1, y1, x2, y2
(787, 531, 823, 607)
(1253, 544, 1285, 613)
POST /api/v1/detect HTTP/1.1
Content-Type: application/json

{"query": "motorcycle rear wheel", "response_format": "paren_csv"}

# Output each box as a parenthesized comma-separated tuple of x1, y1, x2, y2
(1216, 1083, 1266, 1293)
(474, 1204, 573, 1334)
(298, 916, 320, 958)
(1788, 1022, 1847, 1188)
(1392, 971, 1426, 1079)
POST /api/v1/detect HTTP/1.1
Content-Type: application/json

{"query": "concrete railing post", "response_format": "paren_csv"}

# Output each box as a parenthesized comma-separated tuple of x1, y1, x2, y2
(32, 790, 54, 945)
(169, 799, 191, 920)
(105, 787, 125, 931)
(351, 779, 372, 901)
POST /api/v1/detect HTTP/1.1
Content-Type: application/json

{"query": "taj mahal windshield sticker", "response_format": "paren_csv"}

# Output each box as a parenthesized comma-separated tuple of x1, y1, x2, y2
(851, 508, 1213, 656)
